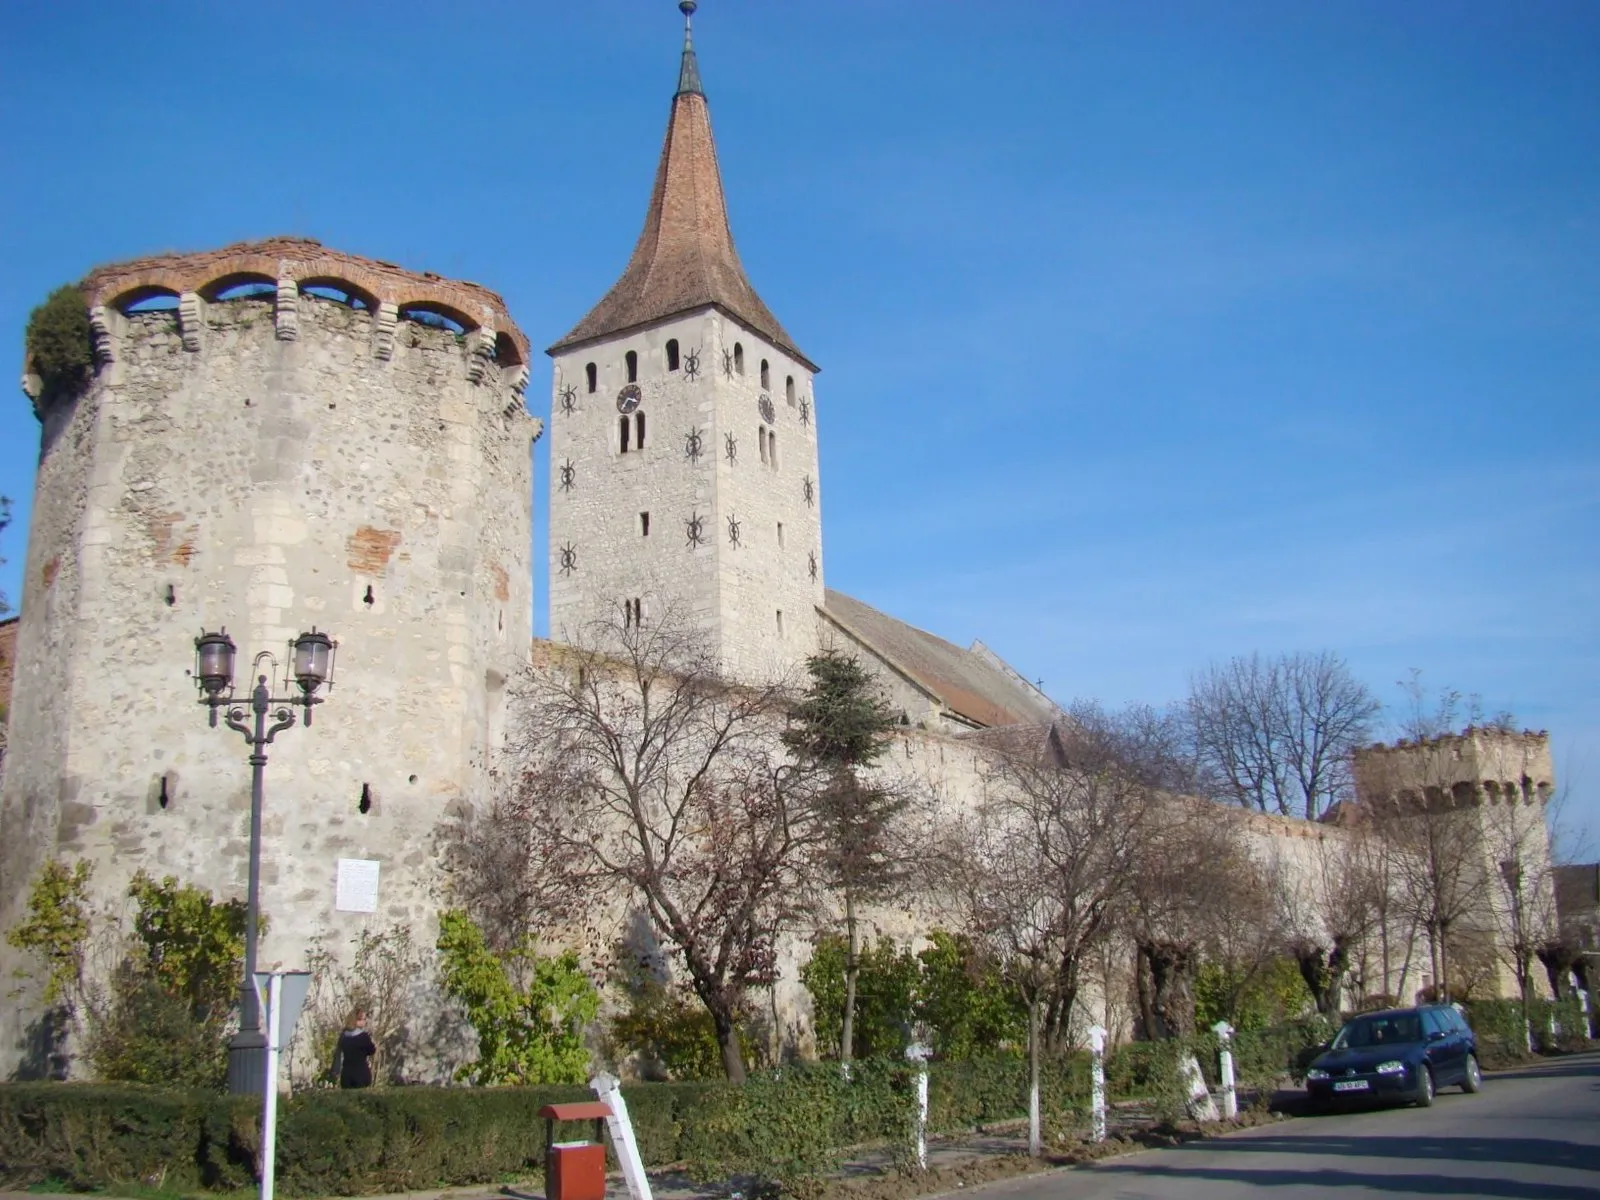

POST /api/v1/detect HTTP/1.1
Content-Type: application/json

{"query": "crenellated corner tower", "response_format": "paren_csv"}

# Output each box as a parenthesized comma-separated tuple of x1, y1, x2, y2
(546, 1, 824, 683)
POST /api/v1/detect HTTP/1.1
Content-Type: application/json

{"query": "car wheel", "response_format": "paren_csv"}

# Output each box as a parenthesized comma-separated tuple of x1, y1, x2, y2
(1415, 1066, 1436, 1107)
(1462, 1054, 1482, 1094)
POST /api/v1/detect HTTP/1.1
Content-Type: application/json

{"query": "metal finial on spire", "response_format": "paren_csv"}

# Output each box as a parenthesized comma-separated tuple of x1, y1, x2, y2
(677, 0, 703, 96)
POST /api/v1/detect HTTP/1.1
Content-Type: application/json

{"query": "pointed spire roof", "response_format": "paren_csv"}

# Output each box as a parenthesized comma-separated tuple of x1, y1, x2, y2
(549, 3, 813, 369)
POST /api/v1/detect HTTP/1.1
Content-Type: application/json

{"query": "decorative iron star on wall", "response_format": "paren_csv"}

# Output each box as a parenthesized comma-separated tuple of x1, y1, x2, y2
(558, 543, 578, 575)
(724, 432, 738, 464)
(559, 384, 577, 415)
(802, 475, 815, 507)
(808, 550, 819, 581)
(683, 347, 701, 381)
(727, 513, 741, 547)
(686, 513, 706, 548)
(558, 459, 575, 491)
(685, 427, 704, 463)
(799, 397, 811, 426)
(721, 348, 733, 379)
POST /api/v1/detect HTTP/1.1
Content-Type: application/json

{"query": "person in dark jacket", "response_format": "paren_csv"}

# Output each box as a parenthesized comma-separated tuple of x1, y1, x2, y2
(336, 1008, 377, 1089)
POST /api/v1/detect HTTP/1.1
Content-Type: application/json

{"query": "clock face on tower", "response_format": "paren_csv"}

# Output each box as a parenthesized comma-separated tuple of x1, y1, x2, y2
(616, 384, 642, 414)
(758, 394, 776, 424)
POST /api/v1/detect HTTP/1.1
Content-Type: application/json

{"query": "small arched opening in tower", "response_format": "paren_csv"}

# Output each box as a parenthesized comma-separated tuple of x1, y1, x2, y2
(299, 277, 378, 311)
(666, 339, 680, 371)
(734, 343, 745, 375)
(397, 302, 472, 336)
(585, 362, 598, 393)
(635, 410, 646, 449)
(112, 285, 181, 315)
(760, 359, 770, 390)
(494, 331, 523, 367)
(620, 415, 631, 454)
(626, 350, 638, 382)
(202, 273, 278, 303)
(786, 376, 795, 406)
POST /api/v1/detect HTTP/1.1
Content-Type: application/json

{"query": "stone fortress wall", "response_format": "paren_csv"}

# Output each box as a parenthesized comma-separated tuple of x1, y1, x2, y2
(549, 312, 823, 684)
(0, 239, 542, 1069)
(0, 243, 1561, 1080)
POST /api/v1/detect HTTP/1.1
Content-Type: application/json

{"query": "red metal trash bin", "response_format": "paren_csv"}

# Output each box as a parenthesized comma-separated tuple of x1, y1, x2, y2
(537, 1101, 612, 1200)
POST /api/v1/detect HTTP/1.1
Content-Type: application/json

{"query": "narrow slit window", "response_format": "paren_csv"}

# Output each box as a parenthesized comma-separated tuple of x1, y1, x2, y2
(776, 609, 785, 635)
(641, 511, 651, 537)
(769, 432, 779, 470)
(635, 411, 646, 448)
(734, 343, 745, 374)
(626, 350, 638, 383)
(620, 415, 631, 453)
(760, 359, 770, 389)
(759, 427, 768, 464)
(585, 362, 597, 393)
(666, 339, 680, 371)
(786, 376, 796, 406)
(777, 521, 785, 548)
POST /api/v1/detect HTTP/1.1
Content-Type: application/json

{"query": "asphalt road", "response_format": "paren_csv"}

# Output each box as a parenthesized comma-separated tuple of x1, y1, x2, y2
(972, 1053, 1600, 1200)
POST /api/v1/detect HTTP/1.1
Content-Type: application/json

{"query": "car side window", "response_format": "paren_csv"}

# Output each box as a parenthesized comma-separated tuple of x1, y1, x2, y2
(1422, 1009, 1443, 1036)
(1449, 1009, 1469, 1033)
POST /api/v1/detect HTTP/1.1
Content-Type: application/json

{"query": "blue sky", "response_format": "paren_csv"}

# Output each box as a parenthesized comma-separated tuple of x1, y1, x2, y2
(2, 2, 1596, 838)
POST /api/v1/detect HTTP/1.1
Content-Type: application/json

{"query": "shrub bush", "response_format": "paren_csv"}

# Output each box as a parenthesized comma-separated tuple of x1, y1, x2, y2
(926, 1052, 1090, 1133)
(681, 1060, 913, 1194)
(24, 285, 94, 410)
(0, 1079, 720, 1195)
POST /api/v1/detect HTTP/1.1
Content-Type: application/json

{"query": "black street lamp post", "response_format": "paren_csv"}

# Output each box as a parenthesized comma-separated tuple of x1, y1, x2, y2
(194, 627, 337, 1096)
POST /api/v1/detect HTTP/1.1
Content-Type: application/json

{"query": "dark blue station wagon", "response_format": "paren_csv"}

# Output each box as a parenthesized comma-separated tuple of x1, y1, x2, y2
(1305, 1005, 1482, 1109)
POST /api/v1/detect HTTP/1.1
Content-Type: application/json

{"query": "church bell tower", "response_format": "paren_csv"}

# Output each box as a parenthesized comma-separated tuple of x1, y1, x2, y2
(546, 1, 823, 683)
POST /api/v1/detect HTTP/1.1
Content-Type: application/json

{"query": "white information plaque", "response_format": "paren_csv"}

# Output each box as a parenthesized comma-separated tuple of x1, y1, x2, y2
(334, 858, 381, 913)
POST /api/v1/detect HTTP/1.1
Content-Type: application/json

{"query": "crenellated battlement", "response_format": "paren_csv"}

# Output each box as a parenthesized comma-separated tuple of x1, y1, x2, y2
(1353, 727, 1555, 809)
(22, 237, 531, 410)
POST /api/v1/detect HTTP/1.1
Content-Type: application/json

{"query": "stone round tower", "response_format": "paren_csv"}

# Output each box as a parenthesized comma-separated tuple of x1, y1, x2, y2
(2, 238, 540, 1067)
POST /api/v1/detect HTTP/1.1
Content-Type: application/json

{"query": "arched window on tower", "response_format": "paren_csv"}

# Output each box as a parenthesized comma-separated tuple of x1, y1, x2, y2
(759, 427, 768, 464)
(786, 376, 795, 406)
(635, 411, 646, 449)
(760, 359, 770, 389)
(734, 343, 745, 374)
(626, 350, 638, 383)
(619, 415, 631, 454)
(585, 362, 597, 393)
(666, 339, 680, 372)
(769, 432, 779, 470)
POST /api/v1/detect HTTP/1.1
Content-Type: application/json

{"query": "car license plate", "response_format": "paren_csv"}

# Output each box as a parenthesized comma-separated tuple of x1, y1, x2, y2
(1333, 1080, 1369, 1092)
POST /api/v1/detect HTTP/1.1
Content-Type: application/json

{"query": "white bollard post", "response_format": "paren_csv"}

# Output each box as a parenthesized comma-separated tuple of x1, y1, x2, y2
(590, 1072, 654, 1200)
(1087, 1025, 1107, 1144)
(1212, 1021, 1237, 1120)
(906, 1042, 931, 1171)
(259, 974, 282, 1200)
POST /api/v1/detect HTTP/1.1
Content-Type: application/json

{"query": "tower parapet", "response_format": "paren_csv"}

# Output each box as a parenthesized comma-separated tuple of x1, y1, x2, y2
(2, 238, 540, 1074)
(1353, 728, 1555, 811)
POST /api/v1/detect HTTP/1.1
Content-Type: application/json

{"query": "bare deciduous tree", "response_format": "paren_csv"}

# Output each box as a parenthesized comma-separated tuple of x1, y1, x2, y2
(448, 608, 814, 1082)
(1274, 829, 1383, 1014)
(1187, 651, 1379, 820)
(937, 704, 1165, 1152)
(1130, 807, 1277, 1039)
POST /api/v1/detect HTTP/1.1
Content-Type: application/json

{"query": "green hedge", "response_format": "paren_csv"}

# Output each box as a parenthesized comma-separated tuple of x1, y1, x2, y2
(926, 1052, 1092, 1132)
(0, 1018, 1354, 1196)
(0, 1080, 719, 1195)
(1463, 997, 1593, 1067)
